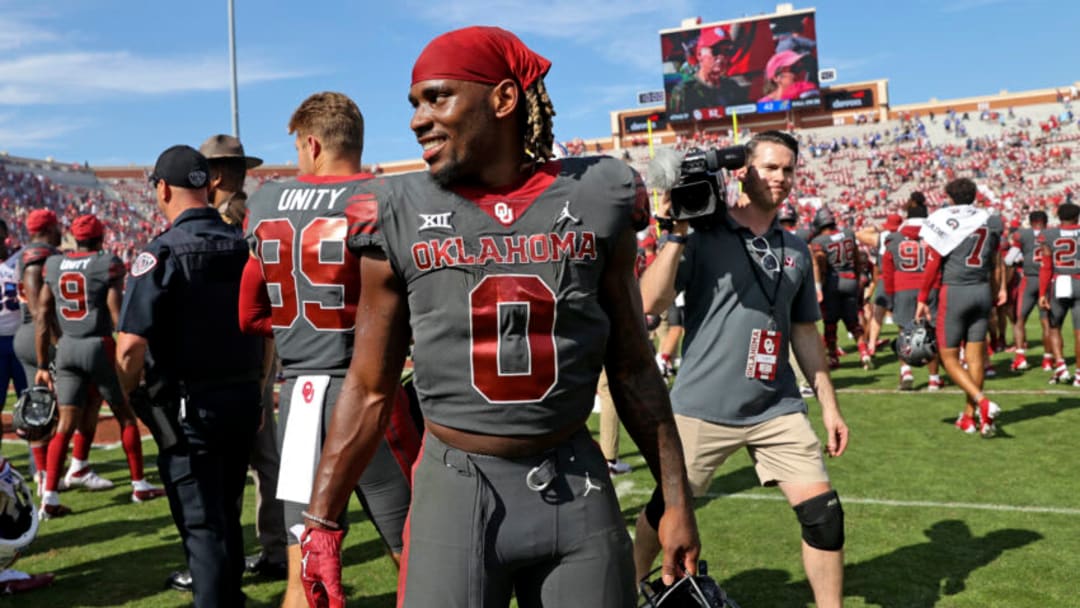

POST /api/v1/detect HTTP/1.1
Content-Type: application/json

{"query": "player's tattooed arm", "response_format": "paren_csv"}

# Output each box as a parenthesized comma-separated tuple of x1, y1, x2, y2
(307, 250, 411, 525)
(601, 226, 700, 581)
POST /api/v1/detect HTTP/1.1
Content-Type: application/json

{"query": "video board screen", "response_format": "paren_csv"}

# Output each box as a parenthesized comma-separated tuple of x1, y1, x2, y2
(660, 10, 820, 122)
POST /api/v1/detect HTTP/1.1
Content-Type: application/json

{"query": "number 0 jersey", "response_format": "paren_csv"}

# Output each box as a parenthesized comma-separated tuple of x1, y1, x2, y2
(350, 158, 641, 437)
(43, 251, 124, 338)
(245, 173, 389, 375)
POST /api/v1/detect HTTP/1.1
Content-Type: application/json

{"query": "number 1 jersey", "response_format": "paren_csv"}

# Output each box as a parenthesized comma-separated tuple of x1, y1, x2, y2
(246, 173, 389, 375)
(349, 158, 643, 436)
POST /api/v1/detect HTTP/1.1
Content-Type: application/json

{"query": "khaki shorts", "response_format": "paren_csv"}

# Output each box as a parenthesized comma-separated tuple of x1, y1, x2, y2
(675, 412, 829, 495)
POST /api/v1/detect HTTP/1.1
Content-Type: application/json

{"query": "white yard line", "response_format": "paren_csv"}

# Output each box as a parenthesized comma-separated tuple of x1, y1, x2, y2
(835, 388, 1078, 395)
(614, 479, 1080, 516)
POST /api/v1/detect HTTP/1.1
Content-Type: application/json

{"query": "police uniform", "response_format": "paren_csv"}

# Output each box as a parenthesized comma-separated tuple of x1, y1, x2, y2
(119, 200, 261, 608)
(923, 215, 1003, 348)
(244, 173, 417, 550)
(352, 157, 639, 607)
(43, 251, 126, 407)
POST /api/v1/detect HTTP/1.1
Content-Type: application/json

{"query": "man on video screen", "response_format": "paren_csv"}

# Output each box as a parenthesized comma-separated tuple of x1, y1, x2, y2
(668, 26, 743, 114)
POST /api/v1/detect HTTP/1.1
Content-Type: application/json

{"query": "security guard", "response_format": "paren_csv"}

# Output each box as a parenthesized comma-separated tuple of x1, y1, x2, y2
(115, 145, 262, 607)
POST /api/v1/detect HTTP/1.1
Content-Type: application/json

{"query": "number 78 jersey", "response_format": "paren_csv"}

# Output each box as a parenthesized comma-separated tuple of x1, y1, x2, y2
(245, 173, 387, 374)
(349, 158, 641, 437)
(942, 214, 1003, 285)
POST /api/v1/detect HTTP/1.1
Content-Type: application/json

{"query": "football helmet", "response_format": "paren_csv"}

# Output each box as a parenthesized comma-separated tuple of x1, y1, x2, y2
(12, 387, 57, 442)
(811, 207, 836, 233)
(0, 457, 39, 569)
(639, 562, 740, 608)
(777, 203, 798, 224)
(894, 320, 938, 367)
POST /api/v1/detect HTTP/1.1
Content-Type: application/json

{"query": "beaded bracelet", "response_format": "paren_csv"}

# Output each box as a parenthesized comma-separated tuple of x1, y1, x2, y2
(301, 510, 341, 530)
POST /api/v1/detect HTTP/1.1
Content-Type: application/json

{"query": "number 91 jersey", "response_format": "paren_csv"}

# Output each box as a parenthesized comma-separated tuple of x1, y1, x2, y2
(351, 158, 641, 437)
(245, 173, 389, 374)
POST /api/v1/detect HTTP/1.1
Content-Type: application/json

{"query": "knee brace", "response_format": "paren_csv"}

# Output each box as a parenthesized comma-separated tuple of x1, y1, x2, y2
(793, 490, 845, 551)
(644, 487, 665, 531)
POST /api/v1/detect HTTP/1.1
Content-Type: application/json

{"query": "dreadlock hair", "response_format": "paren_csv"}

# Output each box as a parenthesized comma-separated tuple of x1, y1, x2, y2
(521, 78, 556, 165)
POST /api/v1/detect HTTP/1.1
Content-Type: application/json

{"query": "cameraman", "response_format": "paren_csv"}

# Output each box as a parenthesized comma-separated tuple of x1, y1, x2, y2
(634, 131, 848, 608)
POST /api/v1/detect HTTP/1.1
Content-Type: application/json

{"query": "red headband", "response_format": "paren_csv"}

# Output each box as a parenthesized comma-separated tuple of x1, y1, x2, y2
(412, 26, 551, 89)
(71, 215, 104, 240)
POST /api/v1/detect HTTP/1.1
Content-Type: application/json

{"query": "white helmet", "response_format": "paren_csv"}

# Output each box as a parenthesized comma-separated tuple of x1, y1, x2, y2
(0, 457, 39, 569)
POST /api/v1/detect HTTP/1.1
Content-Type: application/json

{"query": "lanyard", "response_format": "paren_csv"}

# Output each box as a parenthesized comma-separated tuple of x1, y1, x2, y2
(737, 230, 784, 328)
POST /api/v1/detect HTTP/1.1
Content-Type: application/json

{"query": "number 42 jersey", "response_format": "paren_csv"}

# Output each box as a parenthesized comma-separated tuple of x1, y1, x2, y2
(351, 158, 643, 436)
(246, 173, 390, 375)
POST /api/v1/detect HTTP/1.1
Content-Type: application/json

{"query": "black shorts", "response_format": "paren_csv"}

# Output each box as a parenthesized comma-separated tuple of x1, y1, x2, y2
(1016, 274, 1046, 321)
(1048, 277, 1080, 328)
(892, 289, 937, 331)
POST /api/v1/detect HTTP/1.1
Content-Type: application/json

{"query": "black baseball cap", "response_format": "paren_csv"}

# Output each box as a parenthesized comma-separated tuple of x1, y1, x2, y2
(150, 145, 210, 189)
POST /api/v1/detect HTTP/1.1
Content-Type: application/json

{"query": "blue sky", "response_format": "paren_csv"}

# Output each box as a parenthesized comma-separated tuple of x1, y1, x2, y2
(1, 0, 1076, 167)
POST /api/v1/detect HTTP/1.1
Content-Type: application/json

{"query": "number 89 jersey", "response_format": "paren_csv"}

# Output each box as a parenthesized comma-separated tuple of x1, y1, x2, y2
(351, 158, 640, 436)
(246, 173, 388, 374)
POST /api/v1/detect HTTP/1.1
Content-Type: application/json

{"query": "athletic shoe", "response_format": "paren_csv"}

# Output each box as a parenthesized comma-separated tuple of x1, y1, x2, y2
(63, 467, 115, 491)
(861, 354, 875, 370)
(827, 353, 840, 370)
(166, 570, 193, 592)
(132, 486, 167, 503)
(1050, 365, 1072, 384)
(1042, 357, 1054, 372)
(0, 571, 55, 594)
(984, 365, 997, 378)
(245, 553, 288, 580)
(927, 377, 944, 391)
(834, 346, 846, 358)
(954, 414, 977, 434)
(1073, 374, 1080, 388)
(899, 371, 914, 391)
(38, 502, 72, 520)
(978, 400, 1001, 438)
(799, 384, 815, 397)
(1010, 354, 1029, 371)
(607, 460, 632, 475)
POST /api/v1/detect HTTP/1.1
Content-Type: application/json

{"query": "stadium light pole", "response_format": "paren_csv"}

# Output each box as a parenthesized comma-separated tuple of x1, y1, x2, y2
(228, 0, 240, 138)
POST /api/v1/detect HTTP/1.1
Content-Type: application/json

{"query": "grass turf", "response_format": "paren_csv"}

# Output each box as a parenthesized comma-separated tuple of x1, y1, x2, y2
(5, 315, 1080, 606)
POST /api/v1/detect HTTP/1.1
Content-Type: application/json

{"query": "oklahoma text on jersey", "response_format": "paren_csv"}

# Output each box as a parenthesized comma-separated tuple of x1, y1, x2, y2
(410, 231, 597, 271)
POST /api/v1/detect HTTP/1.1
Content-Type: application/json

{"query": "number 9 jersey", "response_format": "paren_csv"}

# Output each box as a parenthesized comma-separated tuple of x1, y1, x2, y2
(245, 172, 390, 374)
(351, 158, 642, 437)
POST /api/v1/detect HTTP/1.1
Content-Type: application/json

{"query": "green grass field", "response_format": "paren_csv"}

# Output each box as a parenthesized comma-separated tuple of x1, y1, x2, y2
(6, 316, 1080, 607)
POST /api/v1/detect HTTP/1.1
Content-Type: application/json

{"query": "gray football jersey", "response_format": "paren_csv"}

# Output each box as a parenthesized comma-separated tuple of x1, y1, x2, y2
(43, 251, 123, 338)
(1041, 226, 1080, 277)
(17, 242, 58, 325)
(1014, 228, 1043, 277)
(349, 157, 640, 436)
(245, 173, 390, 375)
(941, 214, 1003, 285)
(810, 228, 858, 274)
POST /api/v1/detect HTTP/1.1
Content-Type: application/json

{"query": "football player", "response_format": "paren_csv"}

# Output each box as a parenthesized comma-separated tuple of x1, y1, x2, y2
(12, 210, 63, 494)
(810, 207, 871, 369)
(35, 215, 163, 518)
(1010, 210, 1050, 372)
(240, 92, 418, 608)
(300, 27, 699, 607)
(916, 179, 1005, 437)
(1037, 203, 1080, 385)
(881, 206, 942, 390)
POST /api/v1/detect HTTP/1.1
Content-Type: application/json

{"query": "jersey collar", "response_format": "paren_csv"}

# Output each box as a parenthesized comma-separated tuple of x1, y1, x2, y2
(172, 206, 222, 227)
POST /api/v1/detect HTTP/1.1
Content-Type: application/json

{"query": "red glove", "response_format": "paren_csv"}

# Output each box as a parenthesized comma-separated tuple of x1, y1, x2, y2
(300, 526, 346, 608)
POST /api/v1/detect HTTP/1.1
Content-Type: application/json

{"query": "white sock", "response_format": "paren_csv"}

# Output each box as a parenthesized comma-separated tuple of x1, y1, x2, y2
(132, 479, 154, 491)
(42, 490, 59, 504)
(69, 458, 88, 474)
(900, 365, 912, 375)
(930, 374, 941, 382)
(1016, 348, 1025, 355)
